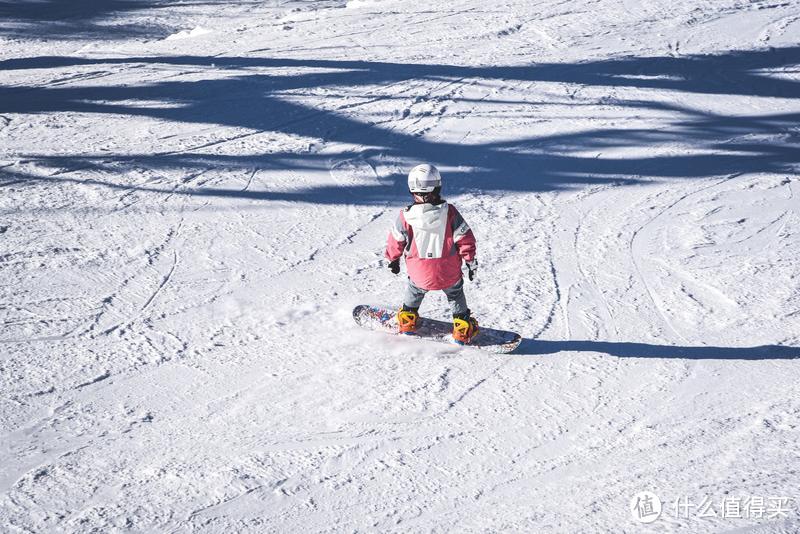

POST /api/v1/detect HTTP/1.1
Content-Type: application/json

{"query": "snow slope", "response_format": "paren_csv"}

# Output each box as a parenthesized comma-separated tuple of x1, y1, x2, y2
(1, 0, 800, 532)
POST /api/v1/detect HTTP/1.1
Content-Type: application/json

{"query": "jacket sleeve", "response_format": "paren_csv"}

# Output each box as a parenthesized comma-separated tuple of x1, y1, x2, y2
(385, 210, 409, 261)
(451, 206, 476, 262)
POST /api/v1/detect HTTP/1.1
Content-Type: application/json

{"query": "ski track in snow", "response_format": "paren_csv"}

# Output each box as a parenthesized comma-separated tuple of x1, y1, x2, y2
(2, 0, 800, 532)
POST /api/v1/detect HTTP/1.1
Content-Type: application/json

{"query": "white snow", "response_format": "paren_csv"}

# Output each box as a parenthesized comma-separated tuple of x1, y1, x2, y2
(1, 0, 800, 532)
(164, 27, 212, 41)
(345, 0, 384, 8)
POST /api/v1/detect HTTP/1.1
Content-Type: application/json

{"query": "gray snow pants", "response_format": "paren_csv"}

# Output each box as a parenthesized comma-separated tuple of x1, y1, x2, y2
(403, 277, 469, 317)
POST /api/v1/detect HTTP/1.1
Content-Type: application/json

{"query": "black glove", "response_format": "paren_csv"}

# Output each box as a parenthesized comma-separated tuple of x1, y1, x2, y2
(466, 260, 478, 281)
(388, 258, 400, 275)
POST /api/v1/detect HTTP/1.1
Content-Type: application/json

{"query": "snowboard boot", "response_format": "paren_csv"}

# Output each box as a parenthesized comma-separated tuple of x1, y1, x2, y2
(396, 306, 419, 334)
(452, 312, 479, 345)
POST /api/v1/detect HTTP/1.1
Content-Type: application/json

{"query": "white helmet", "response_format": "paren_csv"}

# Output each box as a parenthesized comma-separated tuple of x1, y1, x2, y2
(407, 164, 442, 193)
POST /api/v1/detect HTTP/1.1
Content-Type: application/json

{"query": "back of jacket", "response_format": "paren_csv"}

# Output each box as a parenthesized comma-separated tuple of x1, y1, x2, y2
(385, 202, 476, 290)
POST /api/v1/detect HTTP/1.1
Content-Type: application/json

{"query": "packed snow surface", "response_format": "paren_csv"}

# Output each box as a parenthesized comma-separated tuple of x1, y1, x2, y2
(1, 0, 800, 532)
(164, 27, 212, 41)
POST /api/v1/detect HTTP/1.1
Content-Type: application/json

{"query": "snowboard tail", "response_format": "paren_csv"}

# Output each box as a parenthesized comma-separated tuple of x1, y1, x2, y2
(352, 305, 522, 354)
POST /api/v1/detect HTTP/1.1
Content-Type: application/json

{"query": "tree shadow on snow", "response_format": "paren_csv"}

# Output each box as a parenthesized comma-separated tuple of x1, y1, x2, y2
(0, 0, 269, 41)
(516, 339, 800, 360)
(1, 47, 799, 205)
(0, 0, 168, 40)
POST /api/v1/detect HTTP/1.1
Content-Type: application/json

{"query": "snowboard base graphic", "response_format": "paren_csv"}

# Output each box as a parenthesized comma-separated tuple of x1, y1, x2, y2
(353, 305, 522, 354)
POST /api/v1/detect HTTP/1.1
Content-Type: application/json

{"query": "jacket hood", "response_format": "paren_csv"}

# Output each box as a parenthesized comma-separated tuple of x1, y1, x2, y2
(405, 202, 448, 231)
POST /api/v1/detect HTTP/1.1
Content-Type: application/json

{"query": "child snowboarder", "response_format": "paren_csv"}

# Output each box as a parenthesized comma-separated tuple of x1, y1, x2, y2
(385, 164, 479, 344)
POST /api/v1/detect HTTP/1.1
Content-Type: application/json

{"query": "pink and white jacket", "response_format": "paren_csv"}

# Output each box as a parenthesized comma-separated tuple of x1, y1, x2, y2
(385, 201, 477, 290)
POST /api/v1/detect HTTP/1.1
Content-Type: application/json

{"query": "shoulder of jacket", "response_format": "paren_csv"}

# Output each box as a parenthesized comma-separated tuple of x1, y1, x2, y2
(398, 207, 412, 226)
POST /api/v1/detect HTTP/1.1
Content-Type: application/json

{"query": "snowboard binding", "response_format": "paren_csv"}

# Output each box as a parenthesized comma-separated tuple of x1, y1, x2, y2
(396, 306, 419, 335)
(452, 314, 479, 345)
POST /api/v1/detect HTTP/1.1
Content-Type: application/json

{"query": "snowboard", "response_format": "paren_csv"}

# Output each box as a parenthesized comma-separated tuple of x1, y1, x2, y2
(353, 304, 522, 354)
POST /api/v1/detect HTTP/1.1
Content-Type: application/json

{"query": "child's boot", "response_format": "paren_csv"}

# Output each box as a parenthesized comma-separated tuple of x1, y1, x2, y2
(397, 306, 419, 334)
(452, 312, 479, 344)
